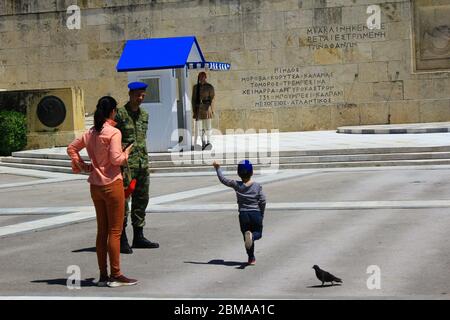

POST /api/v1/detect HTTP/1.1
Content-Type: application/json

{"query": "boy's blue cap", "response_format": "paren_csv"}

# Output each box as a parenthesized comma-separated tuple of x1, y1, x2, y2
(128, 81, 148, 91)
(238, 160, 253, 176)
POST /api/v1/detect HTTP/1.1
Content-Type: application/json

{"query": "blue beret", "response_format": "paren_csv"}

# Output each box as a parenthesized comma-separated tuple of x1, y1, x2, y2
(128, 82, 148, 91)
(238, 160, 253, 175)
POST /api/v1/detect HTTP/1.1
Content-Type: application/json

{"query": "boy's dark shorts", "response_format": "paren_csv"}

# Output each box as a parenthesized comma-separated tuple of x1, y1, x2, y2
(238, 210, 263, 236)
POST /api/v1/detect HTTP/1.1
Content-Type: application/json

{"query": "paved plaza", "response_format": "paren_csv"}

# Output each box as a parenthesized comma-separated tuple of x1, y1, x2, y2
(1, 0, 449, 306)
(1, 133, 450, 298)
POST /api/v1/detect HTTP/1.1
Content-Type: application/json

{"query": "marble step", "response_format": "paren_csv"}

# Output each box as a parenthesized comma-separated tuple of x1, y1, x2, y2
(3, 151, 450, 169)
(2, 158, 450, 175)
(148, 159, 450, 173)
(147, 152, 450, 168)
(11, 145, 450, 162)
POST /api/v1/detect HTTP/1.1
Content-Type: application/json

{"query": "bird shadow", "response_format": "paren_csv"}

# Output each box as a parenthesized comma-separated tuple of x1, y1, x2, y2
(72, 247, 96, 253)
(307, 283, 342, 288)
(184, 259, 250, 270)
(31, 278, 97, 287)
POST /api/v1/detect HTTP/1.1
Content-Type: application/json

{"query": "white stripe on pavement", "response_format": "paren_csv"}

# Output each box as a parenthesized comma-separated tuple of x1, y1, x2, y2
(0, 168, 295, 238)
(3, 198, 450, 237)
(2, 166, 449, 237)
(147, 200, 450, 213)
(267, 200, 450, 210)
(0, 210, 95, 238)
(0, 166, 78, 179)
(0, 171, 306, 237)
(148, 170, 313, 205)
(0, 177, 87, 190)
(3, 199, 450, 217)
(0, 206, 92, 216)
(0, 166, 87, 190)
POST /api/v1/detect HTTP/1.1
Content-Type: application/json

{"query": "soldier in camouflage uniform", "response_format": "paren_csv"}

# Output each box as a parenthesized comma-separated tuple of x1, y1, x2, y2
(115, 82, 159, 254)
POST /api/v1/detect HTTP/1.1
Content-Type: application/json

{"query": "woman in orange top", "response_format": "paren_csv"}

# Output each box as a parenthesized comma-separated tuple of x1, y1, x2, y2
(67, 96, 137, 288)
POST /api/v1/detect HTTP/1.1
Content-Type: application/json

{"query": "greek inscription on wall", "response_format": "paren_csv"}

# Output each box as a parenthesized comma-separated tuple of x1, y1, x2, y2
(305, 23, 386, 50)
(241, 66, 344, 108)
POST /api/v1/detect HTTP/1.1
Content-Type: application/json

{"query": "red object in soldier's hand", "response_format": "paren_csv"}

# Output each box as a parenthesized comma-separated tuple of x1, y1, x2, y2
(125, 178, 137, 199)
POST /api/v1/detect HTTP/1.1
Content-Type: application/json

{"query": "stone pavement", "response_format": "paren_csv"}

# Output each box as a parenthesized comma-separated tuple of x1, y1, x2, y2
(8, 126, 450, 159)
(2, 124, 450, 298)
(2, 165, 450, 298)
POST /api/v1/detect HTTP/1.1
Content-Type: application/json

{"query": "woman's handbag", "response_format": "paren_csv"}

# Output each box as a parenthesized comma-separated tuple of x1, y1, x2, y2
(124, 159, 136, 199)
(122, 141, 136, 199)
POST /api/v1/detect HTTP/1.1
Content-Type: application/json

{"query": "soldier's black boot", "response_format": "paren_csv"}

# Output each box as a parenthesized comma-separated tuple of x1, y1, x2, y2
(132, 227, 159, 249)
(120, 229, 133, 254)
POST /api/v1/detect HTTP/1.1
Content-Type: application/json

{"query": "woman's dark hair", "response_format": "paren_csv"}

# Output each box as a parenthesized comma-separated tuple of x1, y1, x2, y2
(94, 96, 117, 132)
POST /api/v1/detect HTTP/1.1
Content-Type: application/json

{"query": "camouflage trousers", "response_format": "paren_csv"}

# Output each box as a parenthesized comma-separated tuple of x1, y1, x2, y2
(123, 166, 149, 228)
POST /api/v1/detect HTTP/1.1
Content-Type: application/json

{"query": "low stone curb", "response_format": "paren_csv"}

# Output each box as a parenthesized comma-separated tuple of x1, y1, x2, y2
(337, 127, 450, 134)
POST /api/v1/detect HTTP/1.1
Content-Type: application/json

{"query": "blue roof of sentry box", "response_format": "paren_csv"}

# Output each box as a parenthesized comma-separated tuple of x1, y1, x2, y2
(116, 36, 206, 72)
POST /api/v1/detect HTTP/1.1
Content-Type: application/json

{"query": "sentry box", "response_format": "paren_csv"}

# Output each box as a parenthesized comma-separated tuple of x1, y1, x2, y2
(116, 36, 230, 153)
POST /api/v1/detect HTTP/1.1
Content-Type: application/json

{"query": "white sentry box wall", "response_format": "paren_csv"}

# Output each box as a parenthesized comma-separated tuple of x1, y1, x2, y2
(128, 68, 192, 153)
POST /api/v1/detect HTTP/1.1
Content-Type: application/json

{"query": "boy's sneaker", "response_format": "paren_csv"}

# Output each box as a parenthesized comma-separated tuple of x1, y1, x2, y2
(248, 257, 256, 265)
(96, 275, 109, 287)
(244, 231, 253, 250)
(107, 275, 138, 288)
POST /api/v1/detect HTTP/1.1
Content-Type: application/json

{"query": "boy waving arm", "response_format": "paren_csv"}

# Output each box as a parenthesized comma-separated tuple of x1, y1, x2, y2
(213, 161, 239, 190)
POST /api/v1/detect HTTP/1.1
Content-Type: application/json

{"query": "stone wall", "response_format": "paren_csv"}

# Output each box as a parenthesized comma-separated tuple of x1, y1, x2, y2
(0, 0, 449, 133)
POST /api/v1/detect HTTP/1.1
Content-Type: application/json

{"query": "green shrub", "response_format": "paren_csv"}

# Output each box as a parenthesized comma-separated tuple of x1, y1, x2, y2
(0, 110, 27, 156)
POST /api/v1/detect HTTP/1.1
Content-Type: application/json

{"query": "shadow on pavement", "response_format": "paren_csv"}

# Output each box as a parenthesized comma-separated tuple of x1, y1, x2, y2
(72, 247, 96, 253)
(31, 278, 97, 287)
(184, 259, 250, 270)
(307, 284, 342, 288)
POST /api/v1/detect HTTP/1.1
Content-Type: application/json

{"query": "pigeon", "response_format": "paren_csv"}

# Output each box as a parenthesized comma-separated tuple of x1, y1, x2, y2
(312, 265, 343, 286)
